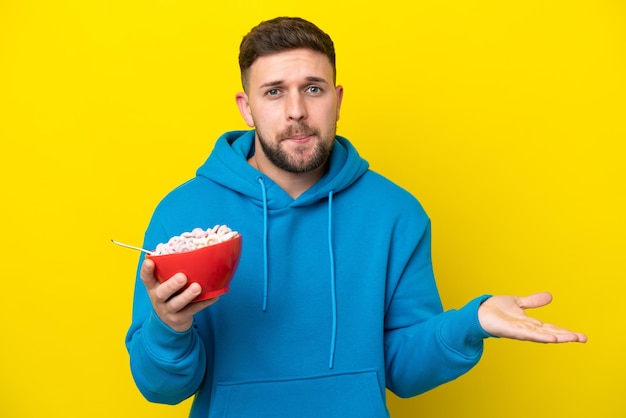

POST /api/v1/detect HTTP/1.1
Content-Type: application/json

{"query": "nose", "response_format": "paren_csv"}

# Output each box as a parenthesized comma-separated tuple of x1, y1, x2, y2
(285, 92, 307, 121)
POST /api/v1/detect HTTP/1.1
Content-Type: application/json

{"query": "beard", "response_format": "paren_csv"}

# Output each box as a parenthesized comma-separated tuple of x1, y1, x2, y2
(256, 122, 336, 174)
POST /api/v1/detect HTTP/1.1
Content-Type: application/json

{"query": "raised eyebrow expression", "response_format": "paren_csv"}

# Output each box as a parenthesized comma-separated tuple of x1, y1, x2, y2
(259, 76, 330, 91)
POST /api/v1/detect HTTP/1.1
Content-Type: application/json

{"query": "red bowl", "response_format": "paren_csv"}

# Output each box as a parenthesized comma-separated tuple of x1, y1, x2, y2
(147, 234, 242, 301)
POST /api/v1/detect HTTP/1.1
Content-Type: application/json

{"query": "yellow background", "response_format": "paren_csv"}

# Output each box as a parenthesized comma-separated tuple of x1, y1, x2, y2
(1, 0, 624, 417)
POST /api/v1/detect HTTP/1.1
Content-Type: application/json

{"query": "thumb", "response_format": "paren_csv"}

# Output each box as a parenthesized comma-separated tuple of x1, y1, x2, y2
(140, 258, 158, 286)
(519, 292, 553, 310)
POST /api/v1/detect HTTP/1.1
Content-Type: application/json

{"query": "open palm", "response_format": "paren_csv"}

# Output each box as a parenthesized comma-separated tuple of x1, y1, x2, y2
(477, 292, 587, 343)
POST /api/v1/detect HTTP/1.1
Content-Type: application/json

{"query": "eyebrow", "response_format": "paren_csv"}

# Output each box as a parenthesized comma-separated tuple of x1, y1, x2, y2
(259, 76, 330, 89)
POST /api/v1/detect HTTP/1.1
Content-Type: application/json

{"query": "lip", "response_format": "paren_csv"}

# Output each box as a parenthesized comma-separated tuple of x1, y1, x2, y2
(284, 134, 313, 142)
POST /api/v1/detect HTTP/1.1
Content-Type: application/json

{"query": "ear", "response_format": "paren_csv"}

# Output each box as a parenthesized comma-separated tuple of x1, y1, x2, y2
(335, 85, 344, 121)
(235, 92, 255, 127)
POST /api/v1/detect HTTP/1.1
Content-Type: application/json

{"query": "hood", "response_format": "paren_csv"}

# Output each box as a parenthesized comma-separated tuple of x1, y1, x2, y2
(196, 130, 369, 207)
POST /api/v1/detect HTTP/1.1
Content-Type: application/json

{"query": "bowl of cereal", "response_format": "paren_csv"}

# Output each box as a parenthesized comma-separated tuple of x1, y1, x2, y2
(147, 225, 242, 301)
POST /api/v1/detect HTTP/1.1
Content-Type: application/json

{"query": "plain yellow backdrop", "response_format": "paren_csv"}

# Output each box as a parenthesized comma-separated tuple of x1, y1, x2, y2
(1, 0, 624, 417)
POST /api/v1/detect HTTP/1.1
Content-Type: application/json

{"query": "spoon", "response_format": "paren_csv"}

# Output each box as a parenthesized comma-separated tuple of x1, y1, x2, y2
(111, 239, 154, 255)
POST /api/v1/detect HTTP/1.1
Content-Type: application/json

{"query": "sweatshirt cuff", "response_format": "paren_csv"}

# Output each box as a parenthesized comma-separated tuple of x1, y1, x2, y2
(440, 295, 494, 355)
(142, 310, 196, 359)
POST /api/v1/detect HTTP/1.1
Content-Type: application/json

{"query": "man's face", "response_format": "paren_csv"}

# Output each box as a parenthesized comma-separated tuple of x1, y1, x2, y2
(236, 48, 343, 174)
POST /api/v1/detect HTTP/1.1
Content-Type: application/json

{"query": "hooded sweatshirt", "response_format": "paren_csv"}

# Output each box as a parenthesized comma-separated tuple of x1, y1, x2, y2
(126, 130, 491, 418)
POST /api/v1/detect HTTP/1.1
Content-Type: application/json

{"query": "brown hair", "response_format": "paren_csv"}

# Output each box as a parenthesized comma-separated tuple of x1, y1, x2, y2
(239, 17, 336, 91)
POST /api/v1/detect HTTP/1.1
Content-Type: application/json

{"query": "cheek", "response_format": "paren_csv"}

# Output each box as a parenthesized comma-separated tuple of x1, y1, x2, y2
(321, 107, 340, 126)
(252, 106, 283, 128)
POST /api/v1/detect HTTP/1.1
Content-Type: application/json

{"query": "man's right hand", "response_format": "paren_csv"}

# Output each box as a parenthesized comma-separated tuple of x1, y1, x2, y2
(140, 258, 219, 332)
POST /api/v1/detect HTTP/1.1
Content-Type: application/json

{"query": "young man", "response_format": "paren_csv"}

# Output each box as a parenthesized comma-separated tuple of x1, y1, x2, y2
(126, 17, 586, 417)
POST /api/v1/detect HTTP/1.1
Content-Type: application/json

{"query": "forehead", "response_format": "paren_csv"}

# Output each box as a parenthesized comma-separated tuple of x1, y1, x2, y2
(247, 48, 334, 87)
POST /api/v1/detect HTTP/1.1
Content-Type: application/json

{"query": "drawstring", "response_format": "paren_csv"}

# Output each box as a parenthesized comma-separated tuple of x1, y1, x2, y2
(327, 191, 337, 369)
(255, 178, 337, 368)
(257, 177, 269, 312)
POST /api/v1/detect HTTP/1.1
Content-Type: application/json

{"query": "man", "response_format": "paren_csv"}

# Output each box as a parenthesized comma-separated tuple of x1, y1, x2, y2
(126, 17, 586, 417)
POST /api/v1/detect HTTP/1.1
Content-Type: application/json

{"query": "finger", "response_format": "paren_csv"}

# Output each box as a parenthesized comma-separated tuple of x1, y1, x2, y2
(513, 322, 587, 343)
(154, 273, 189, 302)
(139, 258, 158, 288)
(518, 292, 553, 310)
(539, 323, 588, 343)
(530, 330, 582, 343)
(186, 295, 220, 315)
(166, 282, 203, 311)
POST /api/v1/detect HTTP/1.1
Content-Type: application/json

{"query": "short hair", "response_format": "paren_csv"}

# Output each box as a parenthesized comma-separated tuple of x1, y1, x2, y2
(239, 17, 336, 91)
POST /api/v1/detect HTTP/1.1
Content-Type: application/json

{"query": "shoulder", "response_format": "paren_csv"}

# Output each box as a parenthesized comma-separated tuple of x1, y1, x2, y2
(334, 169, 431, 235)
(156, 176, 214, 207)
(354, 170, 427, 213)
(148, 176, 218, 227)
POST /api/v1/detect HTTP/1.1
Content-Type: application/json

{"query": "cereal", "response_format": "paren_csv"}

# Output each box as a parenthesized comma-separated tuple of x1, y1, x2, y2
(153, 225, 239, 255)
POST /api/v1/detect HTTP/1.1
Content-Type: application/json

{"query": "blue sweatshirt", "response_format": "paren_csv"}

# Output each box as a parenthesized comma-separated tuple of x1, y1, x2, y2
(126, 130, 491, 417)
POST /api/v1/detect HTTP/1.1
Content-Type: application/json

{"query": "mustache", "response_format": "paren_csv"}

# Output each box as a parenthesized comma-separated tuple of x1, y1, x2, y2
(279, 123, 319, 140)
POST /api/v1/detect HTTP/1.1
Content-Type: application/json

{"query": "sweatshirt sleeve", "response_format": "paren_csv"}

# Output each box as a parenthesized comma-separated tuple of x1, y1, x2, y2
(124, 211, 207, 405)
(126, 307, 207, 404)
(383, 218, 492, 398)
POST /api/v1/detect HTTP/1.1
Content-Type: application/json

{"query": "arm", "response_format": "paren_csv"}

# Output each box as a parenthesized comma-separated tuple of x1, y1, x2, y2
(385, 295, 492, 398)
(125, 254, 217, 404)
(380, 191, 587, 399)
(383, 219, 491, 398)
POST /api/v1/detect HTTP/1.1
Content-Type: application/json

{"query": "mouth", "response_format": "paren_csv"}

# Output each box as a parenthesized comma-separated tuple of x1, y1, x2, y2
(281, 132, 316, 144)
(285, 134, 313, 142)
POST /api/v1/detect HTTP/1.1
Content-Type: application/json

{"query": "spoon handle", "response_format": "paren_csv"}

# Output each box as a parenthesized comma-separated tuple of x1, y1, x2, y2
(111, 239, 153, 255)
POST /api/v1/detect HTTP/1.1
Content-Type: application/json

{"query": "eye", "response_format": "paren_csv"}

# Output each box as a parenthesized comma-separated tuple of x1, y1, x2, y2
(266, 88, 280, 97)
(307, 86, 322, 95)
